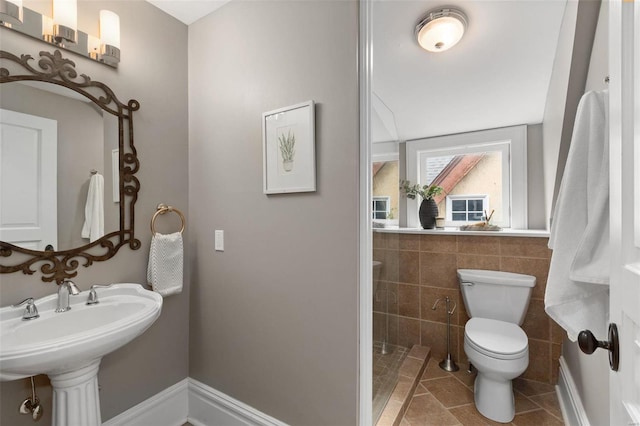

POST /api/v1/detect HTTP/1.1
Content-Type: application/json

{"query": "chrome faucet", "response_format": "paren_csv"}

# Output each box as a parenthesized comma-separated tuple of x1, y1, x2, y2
(55, 279, 80, 313)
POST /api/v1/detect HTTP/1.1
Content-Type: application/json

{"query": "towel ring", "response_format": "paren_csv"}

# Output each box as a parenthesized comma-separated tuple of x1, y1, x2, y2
(151, 204, 185, 236)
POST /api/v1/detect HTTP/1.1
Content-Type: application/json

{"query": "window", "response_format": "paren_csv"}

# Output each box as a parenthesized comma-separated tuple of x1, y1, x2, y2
(446, 195, 489, 222)
(405, 125, 527, 228)
(421, 147, 506, 225)
(372, 197, 390, 219)
(372, 159, 399, 226)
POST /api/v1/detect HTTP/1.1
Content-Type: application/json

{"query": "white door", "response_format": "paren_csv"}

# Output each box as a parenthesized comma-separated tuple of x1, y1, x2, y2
(0, 109, 57, 251)
(609, 1, 640, 424)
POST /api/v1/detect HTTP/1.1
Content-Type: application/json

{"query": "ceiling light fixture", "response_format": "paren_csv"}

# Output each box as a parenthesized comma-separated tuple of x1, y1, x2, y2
(415, 8, 468, 53)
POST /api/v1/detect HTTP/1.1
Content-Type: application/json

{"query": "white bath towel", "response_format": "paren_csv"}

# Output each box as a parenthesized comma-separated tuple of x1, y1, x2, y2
(545, 90, 610, 342)
(147, 232, 183, 297)
(81, 173, 105, 242)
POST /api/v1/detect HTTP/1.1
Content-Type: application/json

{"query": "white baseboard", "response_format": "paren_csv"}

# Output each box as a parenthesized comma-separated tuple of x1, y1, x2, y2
(102, 379, 189, 426)
(556, 356, 591, 426)
(106, 363, 590, 426)
(102, 377, 288, 426)
(188, 378, 288, 426)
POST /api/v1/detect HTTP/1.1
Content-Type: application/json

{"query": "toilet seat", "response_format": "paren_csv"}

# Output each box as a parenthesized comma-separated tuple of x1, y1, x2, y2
(465, 318, 528, 360)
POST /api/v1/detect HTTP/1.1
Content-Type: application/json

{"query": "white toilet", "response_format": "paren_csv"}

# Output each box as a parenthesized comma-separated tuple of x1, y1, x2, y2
(457, 269, 536, 423)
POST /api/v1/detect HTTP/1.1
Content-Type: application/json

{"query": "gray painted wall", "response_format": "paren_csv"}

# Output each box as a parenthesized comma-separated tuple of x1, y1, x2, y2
(0, 1, 189, 424)
(527, 124, 546, 230)
(187, 1, 360, 425)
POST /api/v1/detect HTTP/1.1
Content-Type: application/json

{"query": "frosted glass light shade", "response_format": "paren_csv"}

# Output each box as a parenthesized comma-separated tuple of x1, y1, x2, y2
(53, 0, 76, 30)
(4, 0, 21, 9)
(416, 8, 467, 53)
(100, 10, 120, 48)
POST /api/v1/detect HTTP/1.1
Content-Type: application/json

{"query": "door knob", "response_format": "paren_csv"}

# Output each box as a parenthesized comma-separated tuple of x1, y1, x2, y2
(578, 323, 619, 371)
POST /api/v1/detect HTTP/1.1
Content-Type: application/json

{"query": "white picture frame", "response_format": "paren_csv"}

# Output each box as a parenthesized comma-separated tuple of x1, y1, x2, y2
(262, 100, 316, 194)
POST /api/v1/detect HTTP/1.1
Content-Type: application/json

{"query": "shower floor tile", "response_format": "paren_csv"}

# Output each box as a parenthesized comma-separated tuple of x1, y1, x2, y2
(373, 342, 410, 422)
(375, 345, 430, 426)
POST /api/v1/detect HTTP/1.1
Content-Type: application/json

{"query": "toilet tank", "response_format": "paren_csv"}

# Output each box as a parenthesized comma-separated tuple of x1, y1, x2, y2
(457, 269, 536, 325)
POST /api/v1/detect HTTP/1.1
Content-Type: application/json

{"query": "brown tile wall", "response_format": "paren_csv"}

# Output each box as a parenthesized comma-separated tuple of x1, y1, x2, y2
(373, 232, 563, 385)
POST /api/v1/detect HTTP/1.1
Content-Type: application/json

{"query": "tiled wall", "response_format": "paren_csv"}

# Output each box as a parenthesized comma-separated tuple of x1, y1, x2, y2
(373, 232, 563, 384)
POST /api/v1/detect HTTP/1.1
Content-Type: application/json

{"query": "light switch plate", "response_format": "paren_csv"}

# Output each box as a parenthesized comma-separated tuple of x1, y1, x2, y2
(215, 230, 224, 251)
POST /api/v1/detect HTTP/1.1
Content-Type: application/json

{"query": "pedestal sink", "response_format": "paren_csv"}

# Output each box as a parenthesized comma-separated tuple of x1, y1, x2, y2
(0, 283, 163, 426)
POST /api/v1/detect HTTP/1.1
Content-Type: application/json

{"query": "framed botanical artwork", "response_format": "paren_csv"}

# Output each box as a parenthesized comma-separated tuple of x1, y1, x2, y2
(262, 100, 316, 194)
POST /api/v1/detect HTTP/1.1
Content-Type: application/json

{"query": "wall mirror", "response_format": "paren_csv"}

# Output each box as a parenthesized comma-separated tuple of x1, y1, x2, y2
(0, 50, 140, 283)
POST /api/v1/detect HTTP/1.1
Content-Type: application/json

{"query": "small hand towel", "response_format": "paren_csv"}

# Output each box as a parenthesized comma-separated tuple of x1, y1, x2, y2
(147, 232, 183, 297)
(545, 90, 610, 342)
(81, 173, 104, 242)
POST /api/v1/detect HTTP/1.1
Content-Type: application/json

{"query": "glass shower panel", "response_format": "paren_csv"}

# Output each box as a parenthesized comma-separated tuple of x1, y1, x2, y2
(372, 232, 408, 422)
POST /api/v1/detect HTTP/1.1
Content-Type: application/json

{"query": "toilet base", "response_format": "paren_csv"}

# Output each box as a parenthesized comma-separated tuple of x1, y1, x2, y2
(474, 373, 515, 423)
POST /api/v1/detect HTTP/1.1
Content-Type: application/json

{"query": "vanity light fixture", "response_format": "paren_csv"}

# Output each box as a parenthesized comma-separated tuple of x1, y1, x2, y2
(415, 8, 468, 53)
(52, 0, 77, 44)
(0, 0, 22, 26)
(0, 1, 121, 68)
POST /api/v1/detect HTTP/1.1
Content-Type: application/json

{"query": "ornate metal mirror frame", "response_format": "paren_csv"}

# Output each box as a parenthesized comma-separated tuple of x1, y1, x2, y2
(0, 50, 140, 283)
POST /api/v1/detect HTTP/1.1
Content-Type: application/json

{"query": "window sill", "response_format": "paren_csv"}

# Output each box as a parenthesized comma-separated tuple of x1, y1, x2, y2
(372, 226, 550, 238)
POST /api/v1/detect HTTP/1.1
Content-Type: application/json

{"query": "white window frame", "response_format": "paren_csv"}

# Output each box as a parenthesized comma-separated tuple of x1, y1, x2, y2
(446, 194, 489, 225)
(405, 125, 527, 229)
(372, 196, 391, 220)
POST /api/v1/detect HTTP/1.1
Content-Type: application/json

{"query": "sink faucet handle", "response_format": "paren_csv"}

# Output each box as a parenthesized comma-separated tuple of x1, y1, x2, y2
(12, 298, 40, 320)
(86, 284, 112, 305)
(12, 297, 34, 307)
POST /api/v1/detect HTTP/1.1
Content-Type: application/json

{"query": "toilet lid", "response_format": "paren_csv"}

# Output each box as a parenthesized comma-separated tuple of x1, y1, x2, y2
(465, 318, 528, 359)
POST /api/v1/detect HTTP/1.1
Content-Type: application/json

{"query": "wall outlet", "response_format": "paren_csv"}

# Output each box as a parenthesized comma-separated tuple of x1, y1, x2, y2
(214, 230, 224, 251)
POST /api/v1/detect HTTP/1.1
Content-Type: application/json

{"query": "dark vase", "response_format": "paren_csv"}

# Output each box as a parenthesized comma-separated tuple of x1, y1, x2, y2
(419, 198, 439, 229)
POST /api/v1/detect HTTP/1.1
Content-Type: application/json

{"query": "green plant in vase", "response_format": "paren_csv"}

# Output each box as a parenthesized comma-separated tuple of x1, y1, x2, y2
(399, 180, 443, 229)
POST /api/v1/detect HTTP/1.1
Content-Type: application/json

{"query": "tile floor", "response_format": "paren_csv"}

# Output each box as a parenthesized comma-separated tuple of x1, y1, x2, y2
(401, 359, 565, 426)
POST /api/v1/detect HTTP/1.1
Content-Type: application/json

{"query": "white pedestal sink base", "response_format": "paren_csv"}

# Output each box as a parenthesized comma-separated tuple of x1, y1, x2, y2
(49, 359, 102, 426)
